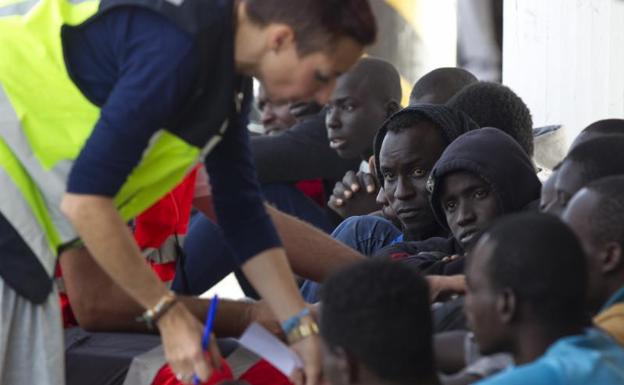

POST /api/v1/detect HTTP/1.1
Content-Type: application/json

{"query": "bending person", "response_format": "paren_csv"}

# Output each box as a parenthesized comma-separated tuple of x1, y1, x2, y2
(0, 1, 376, 384)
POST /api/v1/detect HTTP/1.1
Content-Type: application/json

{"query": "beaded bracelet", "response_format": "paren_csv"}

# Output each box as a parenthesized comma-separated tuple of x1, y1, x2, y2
(281, 308, 311, 335)
(136, 292, 178, 331)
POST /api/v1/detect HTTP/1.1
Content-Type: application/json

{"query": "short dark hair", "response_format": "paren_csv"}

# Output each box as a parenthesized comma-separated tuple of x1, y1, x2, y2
(582, 119, 624, 136)
(447, 82, 534, 156)
(585, 176, 624, 252)
(410, 67, 478, 105)
(481, 213, 588, 327)
(565, 136, 624, 186)
(244, 0, 377, 55)
(571, 119, 624, 149)
(320, 260, 435, 383)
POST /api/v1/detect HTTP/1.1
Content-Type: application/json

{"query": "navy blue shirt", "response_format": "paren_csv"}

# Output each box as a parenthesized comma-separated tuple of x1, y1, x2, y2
(64, 7, 281, 263)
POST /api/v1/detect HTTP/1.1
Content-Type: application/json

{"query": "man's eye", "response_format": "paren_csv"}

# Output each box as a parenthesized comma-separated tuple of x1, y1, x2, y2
(383, 172, 396, 182)
(315, 71, 332, 84)
(444, 200, 457, 212)
(412, 168, 426, 178)
(474, 189, 489, 199)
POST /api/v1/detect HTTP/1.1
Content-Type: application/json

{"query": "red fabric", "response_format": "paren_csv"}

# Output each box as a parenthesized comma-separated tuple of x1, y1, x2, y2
(239, 360, 293, 385)
(149, 260, 177, 283)
(55, 264, 78, 328)
(134, 166, 199, 249)
(59, 292, 78, 328)
(152, 359, 234, 385)
(295, 179, 325, 207)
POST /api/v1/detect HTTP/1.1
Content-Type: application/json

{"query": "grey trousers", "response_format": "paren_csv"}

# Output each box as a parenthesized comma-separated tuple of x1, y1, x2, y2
(0, 280, 64, 384)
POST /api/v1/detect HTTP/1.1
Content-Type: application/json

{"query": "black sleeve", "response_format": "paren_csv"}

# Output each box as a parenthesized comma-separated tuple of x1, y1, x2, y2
(251, 112, 360, 184)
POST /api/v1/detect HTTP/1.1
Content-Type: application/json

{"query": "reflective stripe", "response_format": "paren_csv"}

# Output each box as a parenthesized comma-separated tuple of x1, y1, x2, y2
(199, 119, 228, 160)
(164, 0, 183, 6)
(0, 0, 94, 18)
(0, 85, 77, 244)
(142, 235, 186, 264)
(122, 345, 166, 385)
(0, 168, 57, 275)
(0, 0, 37, 17)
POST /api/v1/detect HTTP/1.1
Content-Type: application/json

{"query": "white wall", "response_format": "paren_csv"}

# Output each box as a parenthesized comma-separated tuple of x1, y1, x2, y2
(503, 0, 624, 144)
(415, 0, 458, 73)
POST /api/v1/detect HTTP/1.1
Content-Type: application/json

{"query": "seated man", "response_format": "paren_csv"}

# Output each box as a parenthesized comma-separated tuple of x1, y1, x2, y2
(553, 136, 624, 213)
(256, 85, 300, 136)
(253, 85, 358, 219)
(325, 57, 402, 171)
(409, 67, 478, 106)
(447, 82, 534, 157)
(320, 260, 440, 385)
(330, 67, 478, 220)
(541, 119, 624, 216)
(251, 88, 359, 186)
(563, 175, 624, 345)
(466, 212, 624, 385)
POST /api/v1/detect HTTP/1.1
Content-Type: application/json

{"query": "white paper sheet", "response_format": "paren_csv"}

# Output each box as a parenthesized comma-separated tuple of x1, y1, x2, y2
(238, 323, 303, 377)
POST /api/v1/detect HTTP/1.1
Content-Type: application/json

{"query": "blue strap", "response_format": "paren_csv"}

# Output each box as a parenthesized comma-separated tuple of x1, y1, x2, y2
(281, 308, 311, 334)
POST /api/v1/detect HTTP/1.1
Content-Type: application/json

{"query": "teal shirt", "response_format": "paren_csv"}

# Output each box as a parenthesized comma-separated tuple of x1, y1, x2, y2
(475, 328, 624, 385)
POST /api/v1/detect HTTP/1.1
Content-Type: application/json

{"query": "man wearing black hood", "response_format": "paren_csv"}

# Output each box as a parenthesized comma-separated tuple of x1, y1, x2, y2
(378, 128, 541, 277)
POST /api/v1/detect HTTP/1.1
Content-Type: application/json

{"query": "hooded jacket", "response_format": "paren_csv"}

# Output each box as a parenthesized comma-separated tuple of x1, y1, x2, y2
(427, 127, 542, 229)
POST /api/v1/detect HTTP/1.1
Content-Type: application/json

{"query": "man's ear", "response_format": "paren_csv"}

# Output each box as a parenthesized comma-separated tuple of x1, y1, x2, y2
(601, 241, 623, 274)
(385, 100, 401, 118)
(497, 288, 516, 324)
(266, 24, 295, 53)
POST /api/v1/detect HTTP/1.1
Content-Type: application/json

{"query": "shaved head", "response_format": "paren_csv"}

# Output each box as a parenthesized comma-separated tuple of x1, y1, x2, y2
(409, 67, 478, 105)
(570, 119, 624, 150)
(333, 57, 402, 106)
(326, 57, 402, 159)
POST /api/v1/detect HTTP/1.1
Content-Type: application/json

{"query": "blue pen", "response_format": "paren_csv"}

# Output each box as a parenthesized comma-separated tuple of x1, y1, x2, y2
(194, 295, 219, 385)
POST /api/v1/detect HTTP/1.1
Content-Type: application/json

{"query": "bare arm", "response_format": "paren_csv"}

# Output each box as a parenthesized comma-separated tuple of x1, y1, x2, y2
(61, 194, 213, 381)
(60, 246, 280, 337)
(266, 204, 366, 282)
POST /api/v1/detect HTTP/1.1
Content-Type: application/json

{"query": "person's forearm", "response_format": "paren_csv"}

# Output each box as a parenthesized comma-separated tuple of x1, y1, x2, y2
(241, 247, 307, 322)
(266, 204, 365, 282)
(61, 194, 176, 310)
(60, 245, 259, 336)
